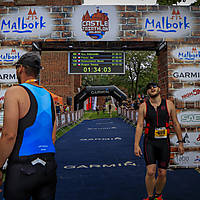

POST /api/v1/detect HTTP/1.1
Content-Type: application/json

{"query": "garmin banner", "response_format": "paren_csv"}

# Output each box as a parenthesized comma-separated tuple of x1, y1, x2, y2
(72, 6, 119, 41)
(143, 8, 194, 38)
(172, 66, 200, 82)
(0, 67, 18, 83)
(0, 7, 53, 38)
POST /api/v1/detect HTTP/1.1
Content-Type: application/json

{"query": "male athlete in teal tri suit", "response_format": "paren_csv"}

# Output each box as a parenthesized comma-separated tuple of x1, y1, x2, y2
(0, 52, 57, 200)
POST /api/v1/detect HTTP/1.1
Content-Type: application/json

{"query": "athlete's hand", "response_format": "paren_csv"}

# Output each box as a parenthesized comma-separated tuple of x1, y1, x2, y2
(0, 171, 3, 192)
(134, 145, 143, 157)
(178, 143, 184, 155)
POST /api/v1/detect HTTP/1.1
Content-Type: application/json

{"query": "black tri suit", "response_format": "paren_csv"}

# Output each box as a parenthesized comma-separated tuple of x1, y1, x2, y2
(143, 99, 170, 169)
(4, 83, 57, 200)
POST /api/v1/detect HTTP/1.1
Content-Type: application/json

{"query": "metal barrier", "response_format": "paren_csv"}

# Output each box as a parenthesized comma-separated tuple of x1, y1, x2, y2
(56, 109, 84, 131)
(117, 107, 137, 125)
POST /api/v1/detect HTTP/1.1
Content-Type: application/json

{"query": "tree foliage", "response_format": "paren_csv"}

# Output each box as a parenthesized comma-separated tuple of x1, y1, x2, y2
(82, 51, 158, 100)
(156, 0, 183, 5)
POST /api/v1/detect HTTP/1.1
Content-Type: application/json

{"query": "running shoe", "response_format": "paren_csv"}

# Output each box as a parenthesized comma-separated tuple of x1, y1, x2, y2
(143, 197, 154, 200)
(154, 194, 163, 200)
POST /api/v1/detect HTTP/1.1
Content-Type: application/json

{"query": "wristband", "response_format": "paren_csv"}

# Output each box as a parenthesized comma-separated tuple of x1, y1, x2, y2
(177, 140, 183, 143)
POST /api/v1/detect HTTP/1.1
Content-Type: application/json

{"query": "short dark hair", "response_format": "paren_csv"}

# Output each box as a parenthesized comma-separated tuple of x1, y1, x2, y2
(23, 65, 40, 78)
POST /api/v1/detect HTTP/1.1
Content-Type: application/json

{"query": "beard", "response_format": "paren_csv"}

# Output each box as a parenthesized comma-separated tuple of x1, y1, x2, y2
(148, 89, 160, 98)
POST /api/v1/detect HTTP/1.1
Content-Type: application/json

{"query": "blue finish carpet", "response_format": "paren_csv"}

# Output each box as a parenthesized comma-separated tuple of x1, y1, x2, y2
(55, 118, 199, 200)
(1, 118, 198, 200)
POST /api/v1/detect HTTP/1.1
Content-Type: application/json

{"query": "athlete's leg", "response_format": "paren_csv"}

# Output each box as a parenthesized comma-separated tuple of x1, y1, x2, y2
(155, 168, 167, 195)
(145, 164, 156, 198)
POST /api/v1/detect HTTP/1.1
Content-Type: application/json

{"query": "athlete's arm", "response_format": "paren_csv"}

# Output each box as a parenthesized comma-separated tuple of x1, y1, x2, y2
(134, 102, 145, 157)
(167, 100, 184, 155)
(52, 99, 57, 144)
(0, 87, 19, 168)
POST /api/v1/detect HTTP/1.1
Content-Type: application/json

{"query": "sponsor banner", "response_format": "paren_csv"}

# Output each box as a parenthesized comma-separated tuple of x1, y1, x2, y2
(143, 8, 193, 38)
(170, 132, 200, 147)
(61, 114, 65, 125)
(0, 87, 7, 104)
(0, 7, 53, 38)
(0, 47, 27, 65)
(72, 6, 119, 41)
(172, 66, 200, 82)
(0, 67, 18, 83)
(177, 110, 200, 126)
(173, 87, 200, 102)
(173, 151, 200, 167)
(172, 46, 200, 61)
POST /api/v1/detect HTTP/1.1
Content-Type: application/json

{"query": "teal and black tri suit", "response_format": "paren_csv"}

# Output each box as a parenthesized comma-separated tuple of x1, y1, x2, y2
(4, 83, 57, 200)
(143, 99, 170, 169)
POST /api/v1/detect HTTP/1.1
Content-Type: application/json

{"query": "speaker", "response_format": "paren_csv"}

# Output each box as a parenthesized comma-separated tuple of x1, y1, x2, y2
(67, 96, 72, 106)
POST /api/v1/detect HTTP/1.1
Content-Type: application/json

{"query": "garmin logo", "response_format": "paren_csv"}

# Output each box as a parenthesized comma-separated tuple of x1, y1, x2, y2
(80, 137, 122, 141)
(90, 90, 109, 95)
(172, 66, 200, 81)
(0, 68, 18, 83)
(143, 8, 193, 38)
(64, 160, 136, 170)
(0, 7, 53, 38)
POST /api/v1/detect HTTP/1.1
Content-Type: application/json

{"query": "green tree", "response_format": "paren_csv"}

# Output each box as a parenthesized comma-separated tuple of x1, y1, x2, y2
(125, 51, 157, 99)
(156, 0, 183, 5)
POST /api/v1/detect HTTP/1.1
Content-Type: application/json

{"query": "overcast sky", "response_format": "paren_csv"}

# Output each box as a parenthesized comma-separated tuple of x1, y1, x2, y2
(83, 0, 196, 6)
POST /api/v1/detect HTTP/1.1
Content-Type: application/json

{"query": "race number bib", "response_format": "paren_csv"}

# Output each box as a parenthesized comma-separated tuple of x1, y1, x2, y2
(154, 127, 167, 139)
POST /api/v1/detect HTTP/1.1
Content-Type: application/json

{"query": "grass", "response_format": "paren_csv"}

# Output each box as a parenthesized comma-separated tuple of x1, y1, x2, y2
(56, 110, 118, 139)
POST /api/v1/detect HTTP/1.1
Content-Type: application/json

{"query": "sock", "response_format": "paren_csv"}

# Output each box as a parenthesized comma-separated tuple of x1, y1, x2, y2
(155, 193, 162, 197)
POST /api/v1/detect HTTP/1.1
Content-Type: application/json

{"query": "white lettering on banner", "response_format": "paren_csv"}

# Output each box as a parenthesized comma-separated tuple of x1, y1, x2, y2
(72, 6, 119, 41)
(172, 46, 200, 61)
(170, 132, 200, 147)
(0, 7, 53, 38)
(173, 151, 200, 167)
(64, 160, 136, 169)
(0, 68, 18, 83)
(0, 48, 27, 64)
(87, 127, 116, 130)
(172, 66, 200, 81)
(80, 137, 122, 141)
(173, 87, 200, 102)
(177, 110, 200, 126)
(143, 8, 193, 38)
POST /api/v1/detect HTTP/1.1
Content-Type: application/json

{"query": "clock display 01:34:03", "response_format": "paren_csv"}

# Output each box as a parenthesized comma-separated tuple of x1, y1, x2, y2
(82, 66, 112, 73)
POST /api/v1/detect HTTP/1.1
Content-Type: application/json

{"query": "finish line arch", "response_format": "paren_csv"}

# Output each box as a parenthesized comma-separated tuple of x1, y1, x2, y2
(74, 85, 127, 110)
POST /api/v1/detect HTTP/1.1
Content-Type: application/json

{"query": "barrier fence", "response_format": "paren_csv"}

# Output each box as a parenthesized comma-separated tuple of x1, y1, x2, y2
(117, 107, 200, 169)
(56, 109, 84, 131)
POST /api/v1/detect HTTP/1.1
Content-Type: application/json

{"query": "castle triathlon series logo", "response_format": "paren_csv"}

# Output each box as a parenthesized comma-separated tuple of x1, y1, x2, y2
(143, 8, 193, 38)
(172, 46, 200, 61)
(81, 8, 109, 40)
(0, 7, 53, 38)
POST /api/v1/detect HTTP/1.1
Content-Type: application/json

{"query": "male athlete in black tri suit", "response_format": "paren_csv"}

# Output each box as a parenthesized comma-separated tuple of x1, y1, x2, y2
(0, 52, 57, 200)
(134, 82, 184, 200)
